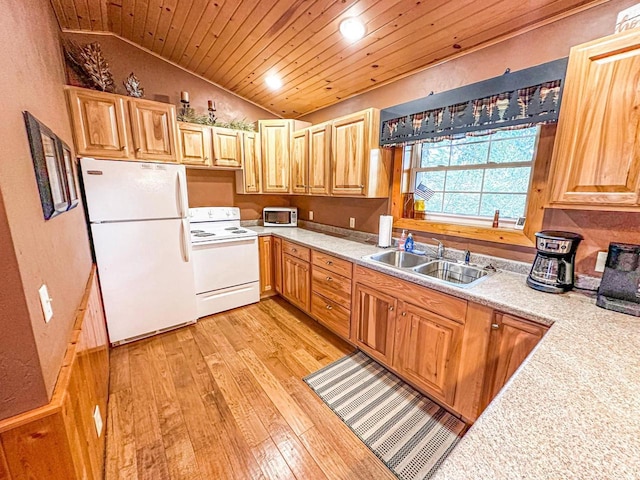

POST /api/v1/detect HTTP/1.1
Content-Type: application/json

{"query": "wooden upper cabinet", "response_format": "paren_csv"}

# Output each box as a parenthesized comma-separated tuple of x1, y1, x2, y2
(394, 301, 464, 405)
(260, 119, 292, 193)
(66, 87, 130, 159)
(351, 283, 397, 365)
(332, 110, 369, 196)
(237, 131, 261, 193)
(481, 313, 547, 410)
(212, 127, 243, 167)
(128, 99, 177, 162)
(177, 122, 212, 166)
(291, 130, 309, 194)
(308, 123, 331, 195)
(549, 28, 640, 209)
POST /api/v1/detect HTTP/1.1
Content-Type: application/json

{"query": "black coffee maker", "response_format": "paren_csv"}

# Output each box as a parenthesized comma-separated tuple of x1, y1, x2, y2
(596, 243, 640, 317)
(526, 231, 583, 293)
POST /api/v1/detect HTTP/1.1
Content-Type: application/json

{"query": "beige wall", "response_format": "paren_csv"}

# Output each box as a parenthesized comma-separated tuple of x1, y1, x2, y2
(0, 0, 93, 419)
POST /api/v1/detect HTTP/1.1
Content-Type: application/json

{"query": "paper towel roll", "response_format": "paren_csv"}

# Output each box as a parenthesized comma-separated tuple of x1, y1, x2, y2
(378, 215, 393, 248)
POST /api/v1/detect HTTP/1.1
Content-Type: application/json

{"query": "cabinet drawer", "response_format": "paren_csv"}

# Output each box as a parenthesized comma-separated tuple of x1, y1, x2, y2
(312, 250, 353, 278)
(311, 294, 350, 339)
(312, 266, 351, 309)
(283, 240, 310, 262)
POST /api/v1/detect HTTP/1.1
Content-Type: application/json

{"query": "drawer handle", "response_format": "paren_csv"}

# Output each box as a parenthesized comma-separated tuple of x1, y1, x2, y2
(491, 323, 500, 330)
(389, 306, 394, 312)
(292, 248, 297, 252)
(326, 305, 332, 310)
(326, 276, 332, 282)
(401, 312, 407, 317)
(326, 260, 333, 266)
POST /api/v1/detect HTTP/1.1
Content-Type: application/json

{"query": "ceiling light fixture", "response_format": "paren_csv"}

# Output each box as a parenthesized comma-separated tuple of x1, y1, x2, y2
(265, 74, 283, 90)
(339, 17, 366, 42)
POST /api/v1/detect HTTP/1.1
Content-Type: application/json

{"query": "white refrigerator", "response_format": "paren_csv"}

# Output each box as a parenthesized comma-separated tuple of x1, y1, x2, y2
(81, 158, 197, 345)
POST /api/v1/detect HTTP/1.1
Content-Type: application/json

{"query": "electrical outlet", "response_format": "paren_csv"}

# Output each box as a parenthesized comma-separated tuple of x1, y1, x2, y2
(309, 210, 314, 221)
(93, 405, 103, 437)
(595, 251, 608, 273)
(38, 284, 53, 323)
(349, 217, 356, 228)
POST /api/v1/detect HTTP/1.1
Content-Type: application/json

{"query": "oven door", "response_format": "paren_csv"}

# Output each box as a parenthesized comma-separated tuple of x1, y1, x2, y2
(192, 237, 259, 294)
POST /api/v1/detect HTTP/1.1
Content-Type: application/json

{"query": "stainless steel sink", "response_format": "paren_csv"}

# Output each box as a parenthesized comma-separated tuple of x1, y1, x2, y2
(413, 260, 489, 287)
(367, 250, 432, 268)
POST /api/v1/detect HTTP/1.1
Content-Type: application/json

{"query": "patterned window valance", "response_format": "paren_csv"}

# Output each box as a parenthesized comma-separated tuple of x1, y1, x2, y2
(379, 58, 568, 147)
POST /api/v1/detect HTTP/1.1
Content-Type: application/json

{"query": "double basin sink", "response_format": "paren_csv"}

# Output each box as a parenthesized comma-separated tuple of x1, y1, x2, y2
(364, 250, 491, 288)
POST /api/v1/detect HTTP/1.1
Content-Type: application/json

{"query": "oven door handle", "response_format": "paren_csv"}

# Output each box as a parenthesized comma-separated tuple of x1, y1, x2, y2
(192, 237, 257, 247)
(181, 218, 191, 262)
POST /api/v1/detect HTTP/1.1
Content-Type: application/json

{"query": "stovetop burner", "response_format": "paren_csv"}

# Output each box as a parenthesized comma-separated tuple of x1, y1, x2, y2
(194, 232, 216, 237)
(191, 229, 204, 233)
(225, 227, 239, 231)
(232, 230, 248, 234)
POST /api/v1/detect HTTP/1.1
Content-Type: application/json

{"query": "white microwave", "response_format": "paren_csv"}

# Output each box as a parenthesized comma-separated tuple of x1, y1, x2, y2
(263, 207, 297, 227)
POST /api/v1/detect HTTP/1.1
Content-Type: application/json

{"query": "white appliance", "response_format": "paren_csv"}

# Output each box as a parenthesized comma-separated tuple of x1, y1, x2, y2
(263, 207, 298, 226)
(189, 207, 260, 318)
(81, 158, 197, 345)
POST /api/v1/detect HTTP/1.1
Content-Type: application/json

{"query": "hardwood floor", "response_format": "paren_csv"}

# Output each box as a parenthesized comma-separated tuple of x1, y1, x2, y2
(105, 297, 398, 480)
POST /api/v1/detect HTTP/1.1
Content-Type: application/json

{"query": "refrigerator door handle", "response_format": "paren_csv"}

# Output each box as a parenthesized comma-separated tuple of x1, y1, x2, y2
(181, 218, 191, 262)
(177, 171, 187, 217)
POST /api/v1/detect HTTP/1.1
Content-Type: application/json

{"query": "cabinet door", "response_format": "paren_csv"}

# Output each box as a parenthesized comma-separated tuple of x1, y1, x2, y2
(282, 254, 310, 313)
(309, 123, 331, 195)
(66, 88, 130, 159)
(331, 111, 369, 196)
(481, 313, 547, 410)
(258, 236, 275, 298)
(549, 29, 640, 207)
(178, 123, 211, 166)
(273, 236, 283, 294)
(242, 132, 261, 193)
(129, 100, 177, 162)
(394, 302, 464, 405)
(351, 283, 397, 364)
(212, 127, 243, 167)
(291, 129, 309, 194)
(260, 120, 291, 193)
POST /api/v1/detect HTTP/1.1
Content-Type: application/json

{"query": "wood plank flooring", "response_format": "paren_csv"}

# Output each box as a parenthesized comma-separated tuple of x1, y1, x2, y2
(106, 297, 398, 480)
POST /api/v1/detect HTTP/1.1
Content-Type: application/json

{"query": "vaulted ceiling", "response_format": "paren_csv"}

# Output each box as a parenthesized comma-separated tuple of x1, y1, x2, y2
(51, 0, 604, 117)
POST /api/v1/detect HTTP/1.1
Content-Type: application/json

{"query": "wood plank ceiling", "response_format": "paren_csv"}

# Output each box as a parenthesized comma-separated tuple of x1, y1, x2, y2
(51, 0, 604, 117)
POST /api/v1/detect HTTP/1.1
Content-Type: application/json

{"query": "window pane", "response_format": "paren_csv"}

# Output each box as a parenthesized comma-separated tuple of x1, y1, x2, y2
(480, 194, 527, 218)
(484, 167, 531, 193)
(442, 193, 480, 216)
(421, 144, 450, 167)
(416, 170, 446, 191)
(491, 126, 538, 139)
(450, 142, 489, 166)
(424, 192, 444, 212)
(445, 169, 483, 192)
(489, 136, 536, 163)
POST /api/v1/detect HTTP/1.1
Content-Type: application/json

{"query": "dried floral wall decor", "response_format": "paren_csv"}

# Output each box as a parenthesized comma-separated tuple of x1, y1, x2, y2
(176, 106, 255, 131)
(123, 72, 144, 98)
(63, 40, 115, 93)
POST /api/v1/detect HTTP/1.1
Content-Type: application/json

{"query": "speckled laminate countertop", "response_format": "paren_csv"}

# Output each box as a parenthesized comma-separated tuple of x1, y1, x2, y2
(251, 226, 640, 479)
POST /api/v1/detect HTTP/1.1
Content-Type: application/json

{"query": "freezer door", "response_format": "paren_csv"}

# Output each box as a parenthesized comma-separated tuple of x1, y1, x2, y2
(81, 158, 188, 222)
(92, 218, 197, 344)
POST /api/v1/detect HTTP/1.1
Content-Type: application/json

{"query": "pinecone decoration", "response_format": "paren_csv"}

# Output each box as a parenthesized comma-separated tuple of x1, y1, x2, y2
(80, 43, 115, 93)
(123, 73, 144, 98)
(63, 40, 93, 88)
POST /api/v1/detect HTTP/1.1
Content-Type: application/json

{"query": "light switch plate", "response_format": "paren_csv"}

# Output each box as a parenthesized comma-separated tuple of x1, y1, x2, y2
(38, 284, 53, 323)
(93, 405, 103, 437)
(309, 211, 314, 221)
(595, 251, 608, 273)
(349, 217, 356, 228)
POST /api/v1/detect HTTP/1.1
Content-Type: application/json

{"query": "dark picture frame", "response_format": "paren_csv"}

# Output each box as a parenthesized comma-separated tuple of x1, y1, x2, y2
(23, 112, 78, 220)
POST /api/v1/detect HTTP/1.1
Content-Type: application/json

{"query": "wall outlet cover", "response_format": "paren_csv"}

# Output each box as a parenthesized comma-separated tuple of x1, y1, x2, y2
(38, 284, 53, 323)
(93, 405, 103, 437)
(595, 251, 608, 273)
(309, 211, 314, 221)
(349, 217, 356, 228)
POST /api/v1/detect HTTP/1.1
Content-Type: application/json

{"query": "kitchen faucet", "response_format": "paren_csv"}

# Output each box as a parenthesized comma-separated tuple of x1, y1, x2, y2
(429, 238, 445, 259)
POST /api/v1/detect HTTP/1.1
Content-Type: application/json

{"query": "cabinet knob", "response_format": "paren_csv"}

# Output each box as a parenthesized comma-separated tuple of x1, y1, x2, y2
(389, 306, 394, 312)
(326, 276, 332, 282)
(204, 156, 209, 161)
(120, 146, 126, 150)
(326, 260, 333, 265)
(359, 184, 365, 188)
(136, 147, 141, 152)
(292, 248, 297, 252)
(491, 323, 500, 330)
(326, 305, 332, 310)
(401, 312, 407, 316)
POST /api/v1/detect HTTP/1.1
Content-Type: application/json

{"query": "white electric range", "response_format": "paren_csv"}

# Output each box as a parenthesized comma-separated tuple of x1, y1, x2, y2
(189, 207, 260, 318)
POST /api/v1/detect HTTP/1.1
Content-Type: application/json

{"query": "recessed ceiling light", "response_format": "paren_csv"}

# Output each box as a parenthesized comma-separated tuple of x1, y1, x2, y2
(265, 74, 282, 90)
(340, 17, 366, 42)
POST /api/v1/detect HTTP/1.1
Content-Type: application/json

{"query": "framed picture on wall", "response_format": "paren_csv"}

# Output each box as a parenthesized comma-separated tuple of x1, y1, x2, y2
(23, 111, 70, 220)
(58, 140, 79, 211)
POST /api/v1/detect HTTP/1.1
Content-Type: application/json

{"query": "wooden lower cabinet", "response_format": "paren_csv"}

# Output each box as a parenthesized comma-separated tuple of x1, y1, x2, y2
(273, 237, 283, 294)
(282, 253, 311, 312)
(393, 301, 464, 405)
(311, 294, 351, 339)
(480, 313, 548, 410)
(351, 283, 397, 365)
(258, 236, 276, 298)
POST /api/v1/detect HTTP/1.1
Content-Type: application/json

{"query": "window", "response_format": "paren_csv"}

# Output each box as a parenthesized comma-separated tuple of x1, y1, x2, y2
(408, 126, 538, 224)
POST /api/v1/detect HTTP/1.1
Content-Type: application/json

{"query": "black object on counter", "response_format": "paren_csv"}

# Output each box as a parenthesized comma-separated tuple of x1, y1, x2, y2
(526, 230, 583, 294)
(596, 243, 640, 317)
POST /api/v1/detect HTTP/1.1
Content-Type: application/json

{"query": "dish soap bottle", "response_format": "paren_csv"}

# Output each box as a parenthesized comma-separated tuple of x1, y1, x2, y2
(404, 233, 414, 253)
(398, 230, 407, 251)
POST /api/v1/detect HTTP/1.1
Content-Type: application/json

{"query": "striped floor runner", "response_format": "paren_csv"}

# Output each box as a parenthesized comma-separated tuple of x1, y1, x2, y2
(303, 351, 466, 480)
